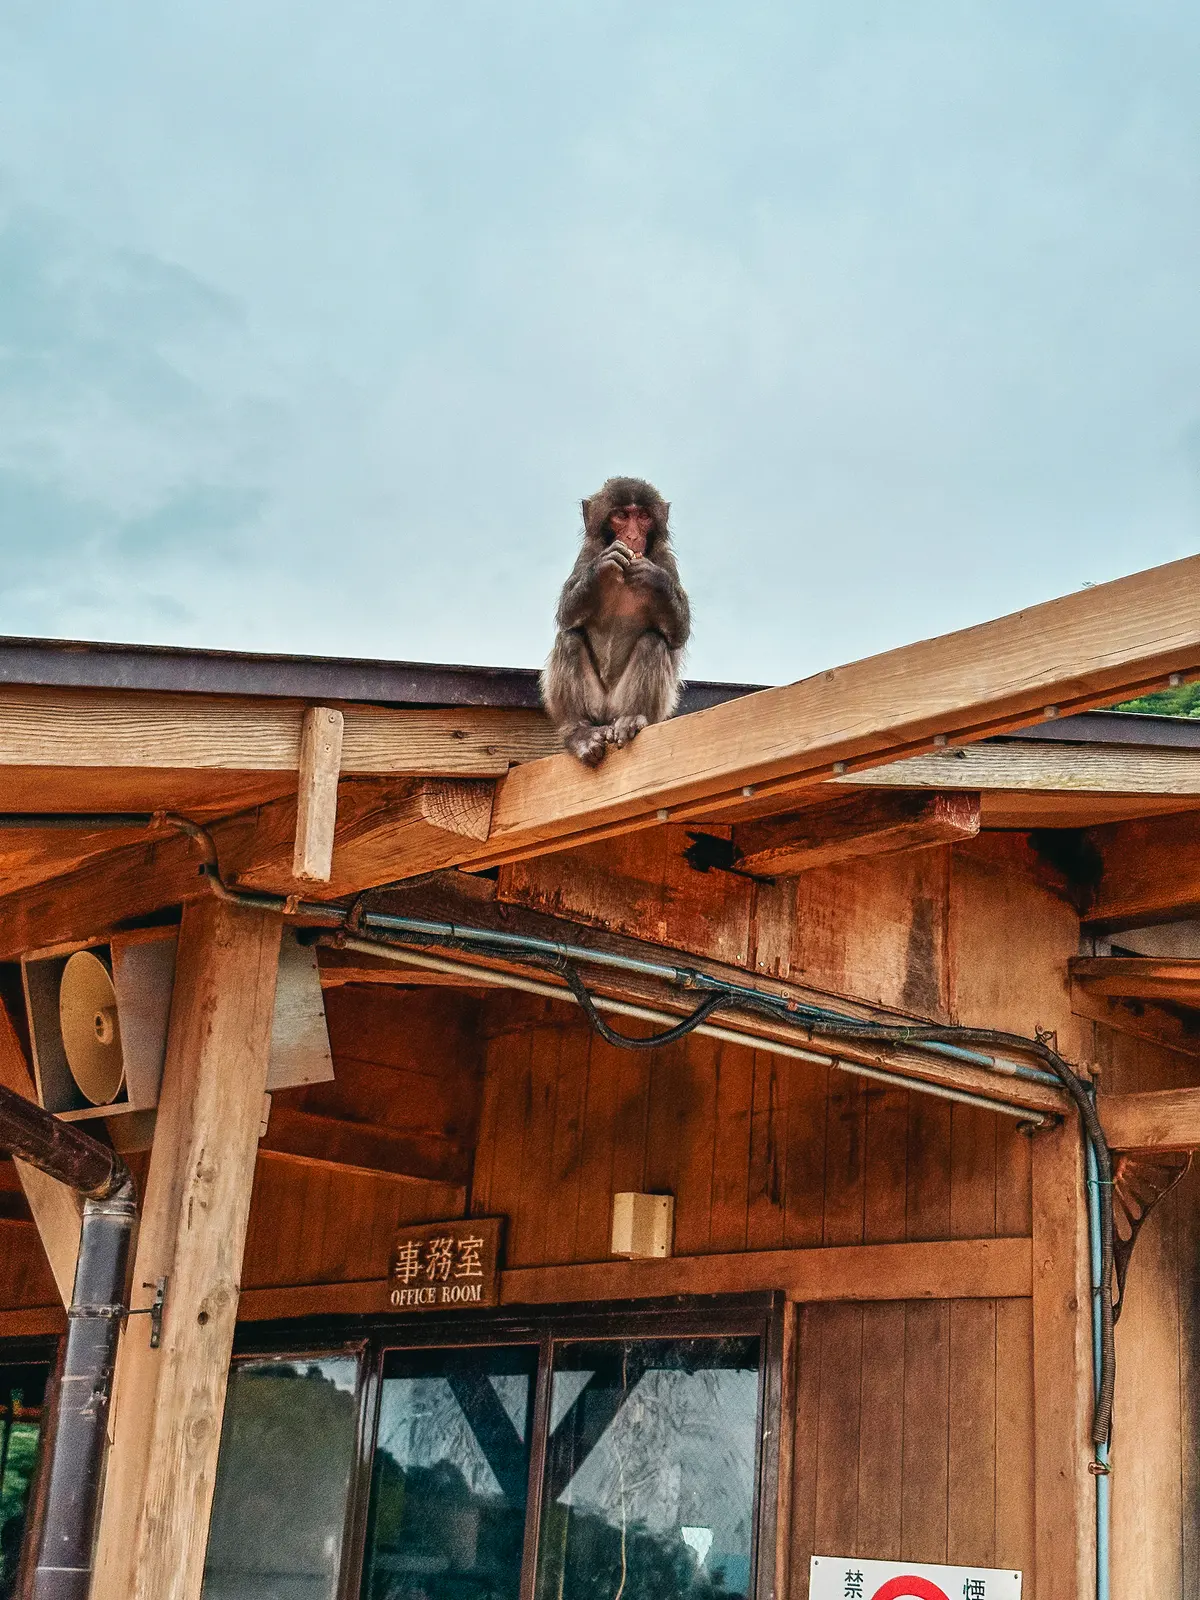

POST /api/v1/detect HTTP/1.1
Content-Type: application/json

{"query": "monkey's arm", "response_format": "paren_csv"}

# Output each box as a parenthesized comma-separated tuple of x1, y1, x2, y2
(555, 540, 623, 630)
(625, 556, 691, 649)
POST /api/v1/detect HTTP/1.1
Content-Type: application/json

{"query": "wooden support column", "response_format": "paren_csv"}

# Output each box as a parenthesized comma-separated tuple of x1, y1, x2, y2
(92, 897, 282, 1600)
(1031, 1115, 1095, 1600)
(0, 1001, 81, 1304)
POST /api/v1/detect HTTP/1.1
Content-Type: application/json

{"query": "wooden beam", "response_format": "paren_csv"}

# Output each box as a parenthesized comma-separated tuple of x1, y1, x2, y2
(256, 1146, 466, 1209)
(1031, 1115, 1095, 1599)
(449, 552, 1200, 873)
(261, 1102, 472, 1186)
(226, 778, 495, 898)
(92, 899, 282, 1600)
(234, 1236, 1032, 1321)
(1084, 810, 1200, 932)
(0, 779, 495, 959)
(1100, 1087, 1200, 1152)
(292, 706, 343, 881)
(732, 790, 979, 877)
(836, 738, 1200, 799)
(1070, 983, 1200, 1061)
(0, 1002, 81, 1305)
(0, 687, 556, 777)
(1070, 956, 1200, 1006)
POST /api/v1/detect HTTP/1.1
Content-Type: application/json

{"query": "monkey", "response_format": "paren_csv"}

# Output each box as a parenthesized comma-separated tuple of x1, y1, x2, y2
(541, 476, 691, 767)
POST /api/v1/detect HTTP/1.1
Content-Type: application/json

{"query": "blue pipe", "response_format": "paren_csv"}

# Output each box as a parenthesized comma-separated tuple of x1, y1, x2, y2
(1085, 1119, 1111, 1600)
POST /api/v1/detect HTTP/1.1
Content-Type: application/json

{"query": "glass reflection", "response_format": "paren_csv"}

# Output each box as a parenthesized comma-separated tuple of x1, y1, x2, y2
(361, 1344, 537, 1600)
(203, 1355, 360, 1600)
(0, 1362, 49, 1600)
(535, 1337, 761, 1600)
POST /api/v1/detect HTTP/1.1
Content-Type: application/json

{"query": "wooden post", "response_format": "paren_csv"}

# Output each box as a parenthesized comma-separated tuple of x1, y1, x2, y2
(293, 705, 344, 882)
(91, 897, 282, 1600)
(1031, 1114, 1096, 1600)
(0, 1002, 81, 1304)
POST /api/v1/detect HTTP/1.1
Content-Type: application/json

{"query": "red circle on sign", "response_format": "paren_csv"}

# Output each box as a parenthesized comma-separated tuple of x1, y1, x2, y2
(871, 1581, 951, 1600)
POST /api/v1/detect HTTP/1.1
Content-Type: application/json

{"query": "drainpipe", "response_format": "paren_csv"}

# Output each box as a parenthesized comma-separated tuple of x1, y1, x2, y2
(1085, 1119, 1111, 1600)
(0, 1083, 135, 1600)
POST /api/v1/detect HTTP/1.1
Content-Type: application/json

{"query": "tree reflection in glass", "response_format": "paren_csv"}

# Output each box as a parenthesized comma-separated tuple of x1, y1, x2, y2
(203, 1356, 361, 1600)
(361, 1345, 537, 1600)
(535, 1337, 761, 1600)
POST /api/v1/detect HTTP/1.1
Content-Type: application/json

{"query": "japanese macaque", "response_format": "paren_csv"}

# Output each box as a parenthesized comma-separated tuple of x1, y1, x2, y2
(541, 476, 691, 767)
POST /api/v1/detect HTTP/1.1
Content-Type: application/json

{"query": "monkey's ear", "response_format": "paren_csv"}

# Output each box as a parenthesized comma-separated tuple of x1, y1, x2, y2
(581, 498, 591, 526)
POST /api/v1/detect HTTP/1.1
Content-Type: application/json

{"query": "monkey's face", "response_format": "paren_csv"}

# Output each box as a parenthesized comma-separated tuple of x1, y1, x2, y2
(608, 503, 654, 558)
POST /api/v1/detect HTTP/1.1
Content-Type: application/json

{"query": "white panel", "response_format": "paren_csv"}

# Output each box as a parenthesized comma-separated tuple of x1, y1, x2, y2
(265, 930, 334, 1091)
(110, 930, 178, 1112)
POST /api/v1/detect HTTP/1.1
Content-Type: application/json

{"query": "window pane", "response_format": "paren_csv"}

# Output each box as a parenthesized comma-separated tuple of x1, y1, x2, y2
(361, 1344, 537, 1600)
(535, 1336, 761, 1600)
(0, 1361, 50, 1600)
(203, 1355, 361, 1600)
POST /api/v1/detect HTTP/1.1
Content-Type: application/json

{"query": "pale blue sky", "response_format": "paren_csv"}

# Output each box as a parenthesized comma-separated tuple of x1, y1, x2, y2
(0, 1, 1197, 684)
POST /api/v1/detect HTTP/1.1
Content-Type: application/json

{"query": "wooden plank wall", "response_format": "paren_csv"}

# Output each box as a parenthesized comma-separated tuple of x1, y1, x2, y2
(471, 994, 1037, 1593)
(485, 831, 1112, 1597)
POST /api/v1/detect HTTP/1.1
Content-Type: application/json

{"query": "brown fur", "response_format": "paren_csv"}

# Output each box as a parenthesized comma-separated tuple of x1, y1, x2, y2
(541, 477, 691, 766)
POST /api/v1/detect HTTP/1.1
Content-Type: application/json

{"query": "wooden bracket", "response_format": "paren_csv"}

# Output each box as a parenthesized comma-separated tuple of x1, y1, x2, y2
(292, 706, 344, 882)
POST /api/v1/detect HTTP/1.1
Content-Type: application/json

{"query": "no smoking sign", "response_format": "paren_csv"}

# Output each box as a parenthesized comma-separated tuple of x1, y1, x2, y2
(810, 1556, 1022, 1600)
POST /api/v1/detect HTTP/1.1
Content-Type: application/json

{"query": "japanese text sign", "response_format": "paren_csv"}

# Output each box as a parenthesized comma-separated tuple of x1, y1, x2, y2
(810, 1556, 1022, 1600)
(387, 1217, 504, 1311)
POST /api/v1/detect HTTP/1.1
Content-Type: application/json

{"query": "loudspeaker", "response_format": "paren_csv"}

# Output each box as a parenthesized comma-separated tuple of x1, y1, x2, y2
(22, 925, 334, 1127)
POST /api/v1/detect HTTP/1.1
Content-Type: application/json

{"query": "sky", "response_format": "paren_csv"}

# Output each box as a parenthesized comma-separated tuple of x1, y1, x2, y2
(0, 1, 1197, 686)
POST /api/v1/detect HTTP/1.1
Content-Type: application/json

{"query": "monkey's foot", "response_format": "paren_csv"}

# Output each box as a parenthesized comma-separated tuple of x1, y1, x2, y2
(606, 714, 648, 748)
(564, 725, 609, 767)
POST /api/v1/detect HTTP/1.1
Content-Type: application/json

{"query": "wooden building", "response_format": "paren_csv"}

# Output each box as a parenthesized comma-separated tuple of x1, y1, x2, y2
(3, 555, 1200, 1599)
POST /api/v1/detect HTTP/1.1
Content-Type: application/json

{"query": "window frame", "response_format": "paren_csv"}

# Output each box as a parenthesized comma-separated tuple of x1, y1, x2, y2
(228, 1292, 785, 1600)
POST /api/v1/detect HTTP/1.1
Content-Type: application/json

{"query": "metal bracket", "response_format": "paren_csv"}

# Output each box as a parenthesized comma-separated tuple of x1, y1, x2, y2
(125, 1275, 168, 1348)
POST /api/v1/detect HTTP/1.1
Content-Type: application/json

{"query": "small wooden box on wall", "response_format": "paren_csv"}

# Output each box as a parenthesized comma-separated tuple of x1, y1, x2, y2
(611, 1192, 675, 1259)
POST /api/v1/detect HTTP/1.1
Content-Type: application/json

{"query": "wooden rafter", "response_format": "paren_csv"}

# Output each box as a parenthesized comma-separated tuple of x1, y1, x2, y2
(732, 790, 980, 877)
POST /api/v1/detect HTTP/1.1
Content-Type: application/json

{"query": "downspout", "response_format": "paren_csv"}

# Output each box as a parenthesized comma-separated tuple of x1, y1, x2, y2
(1086, 1113, 1112, 1600)
(0, 1083, 135, 1600)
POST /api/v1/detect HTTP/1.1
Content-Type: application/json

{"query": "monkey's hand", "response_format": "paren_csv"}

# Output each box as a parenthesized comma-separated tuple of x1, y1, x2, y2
(597, 540, 635, 580)
(622, 555, 668, 590)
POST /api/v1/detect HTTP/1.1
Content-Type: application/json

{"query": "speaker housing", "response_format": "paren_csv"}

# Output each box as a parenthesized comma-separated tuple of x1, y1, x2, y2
(22, 925, 334, 1129)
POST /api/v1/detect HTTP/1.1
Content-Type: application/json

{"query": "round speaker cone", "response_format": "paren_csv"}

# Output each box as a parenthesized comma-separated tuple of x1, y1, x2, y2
(59, 950, 124, 1106)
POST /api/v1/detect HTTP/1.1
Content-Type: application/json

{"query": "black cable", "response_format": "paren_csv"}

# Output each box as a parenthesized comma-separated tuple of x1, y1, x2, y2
(560, 964, 729, 1049)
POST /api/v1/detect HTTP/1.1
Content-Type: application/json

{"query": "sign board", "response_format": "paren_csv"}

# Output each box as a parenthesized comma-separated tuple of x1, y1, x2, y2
(810, 1556, 1022, 1600)
(387, 1217, 504, 1311)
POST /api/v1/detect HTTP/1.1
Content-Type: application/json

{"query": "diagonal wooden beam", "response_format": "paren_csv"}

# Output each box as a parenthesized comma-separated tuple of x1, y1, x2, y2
(461, 551, 1200, 871)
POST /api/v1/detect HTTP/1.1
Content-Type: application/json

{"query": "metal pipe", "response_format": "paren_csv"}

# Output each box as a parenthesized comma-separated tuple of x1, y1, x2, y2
(0, 1086, 135, 1600)
(1086, 1122, 1112, 1600)
(29, 1183, 136, 1600)
(336, 936, 1051, 1125)
(0, 1085, 127, 1200)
